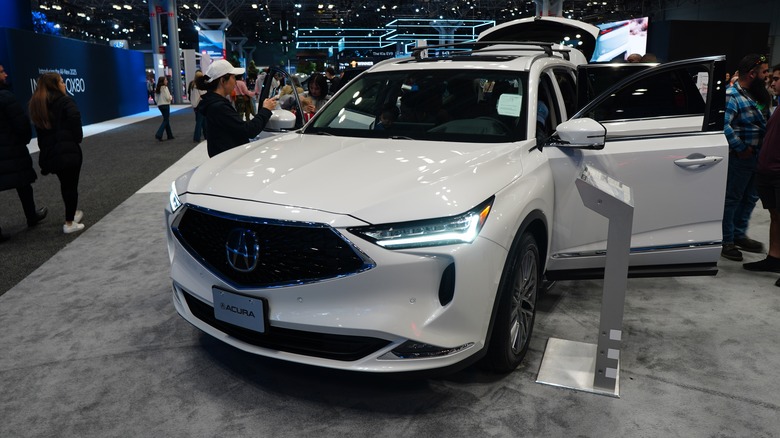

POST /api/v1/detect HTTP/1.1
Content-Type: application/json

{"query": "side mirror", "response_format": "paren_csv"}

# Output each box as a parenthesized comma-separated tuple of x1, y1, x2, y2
(265, 109, 296, 131)
(547, 118, 606, 150)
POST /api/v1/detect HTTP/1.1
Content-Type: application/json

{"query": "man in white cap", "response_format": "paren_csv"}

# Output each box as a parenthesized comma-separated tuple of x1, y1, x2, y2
(194, 59, 278, 157)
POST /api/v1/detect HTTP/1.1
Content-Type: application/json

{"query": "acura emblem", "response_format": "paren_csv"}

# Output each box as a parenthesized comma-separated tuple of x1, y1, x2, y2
(225, 228, 260, 272)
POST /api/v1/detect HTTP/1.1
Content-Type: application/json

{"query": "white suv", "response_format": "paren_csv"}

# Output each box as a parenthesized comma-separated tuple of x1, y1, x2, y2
(165, 18, 728, 374)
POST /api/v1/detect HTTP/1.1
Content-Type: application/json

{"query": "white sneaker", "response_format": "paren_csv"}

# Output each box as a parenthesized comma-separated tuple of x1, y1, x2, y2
(63, 222, 85, 234)
(73, 210, 84, 223)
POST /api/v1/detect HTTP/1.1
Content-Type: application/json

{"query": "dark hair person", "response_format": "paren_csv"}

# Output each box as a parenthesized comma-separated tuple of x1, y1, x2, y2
(194, 59, 278, 157)
(28, 72, 86, 234)
(0, 63, 48, 242)
(154, 75, 174, 141)
(306, 73, 329, 111)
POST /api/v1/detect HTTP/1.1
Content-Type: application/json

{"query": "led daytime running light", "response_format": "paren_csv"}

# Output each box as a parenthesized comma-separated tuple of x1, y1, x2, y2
(353, 198, 493, 249)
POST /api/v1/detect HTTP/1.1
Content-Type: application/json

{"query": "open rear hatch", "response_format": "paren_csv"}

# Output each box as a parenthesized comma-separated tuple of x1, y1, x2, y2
(477, 16, 598, 62)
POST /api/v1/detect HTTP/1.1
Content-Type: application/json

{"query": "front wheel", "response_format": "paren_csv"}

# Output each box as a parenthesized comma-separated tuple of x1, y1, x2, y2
(481, 232, 540, 373)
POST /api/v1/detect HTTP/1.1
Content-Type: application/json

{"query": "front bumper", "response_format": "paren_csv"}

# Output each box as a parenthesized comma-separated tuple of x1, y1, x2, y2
(166, 204, 509, 372)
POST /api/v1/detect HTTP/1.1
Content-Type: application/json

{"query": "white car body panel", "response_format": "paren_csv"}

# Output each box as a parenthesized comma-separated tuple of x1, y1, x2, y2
(189, 133, 527, 224)
(166, 201, 512, 372)
(601, 116, 705, 138)
(546, 125, 727, 271)
(167, 136, 554, 372)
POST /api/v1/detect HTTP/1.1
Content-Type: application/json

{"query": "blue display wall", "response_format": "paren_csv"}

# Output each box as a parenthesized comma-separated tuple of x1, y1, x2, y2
(0, 2, 32, 31)
(0, 27, 147, 126)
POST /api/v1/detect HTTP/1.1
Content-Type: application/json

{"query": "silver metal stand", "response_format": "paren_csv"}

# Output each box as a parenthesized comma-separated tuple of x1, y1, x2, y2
(536, 166, 634, 398)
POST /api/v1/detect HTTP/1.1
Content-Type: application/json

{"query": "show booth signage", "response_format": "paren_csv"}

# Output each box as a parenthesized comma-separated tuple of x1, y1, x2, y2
(0, 27, 147, 126)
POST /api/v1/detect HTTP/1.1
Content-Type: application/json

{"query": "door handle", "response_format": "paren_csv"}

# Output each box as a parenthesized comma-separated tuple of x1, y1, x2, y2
(674, 154, 724, 169)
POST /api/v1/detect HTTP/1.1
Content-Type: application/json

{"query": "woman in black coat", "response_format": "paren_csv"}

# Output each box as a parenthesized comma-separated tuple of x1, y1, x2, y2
(28, 72, 85, 234)
(0, 64, 47, 241)
(195, 59, 277, 157)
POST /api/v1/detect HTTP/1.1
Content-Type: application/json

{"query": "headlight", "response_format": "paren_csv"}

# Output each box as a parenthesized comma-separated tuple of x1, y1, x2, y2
(349, 197, 493, 249)
(169, 181, 182, 212)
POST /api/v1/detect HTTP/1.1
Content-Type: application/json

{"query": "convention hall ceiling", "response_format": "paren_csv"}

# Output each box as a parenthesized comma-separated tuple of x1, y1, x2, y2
(30, 0, 664, 49)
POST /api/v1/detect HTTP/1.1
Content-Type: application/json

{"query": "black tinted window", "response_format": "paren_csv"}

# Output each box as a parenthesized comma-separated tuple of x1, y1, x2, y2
(306, 70, 529, 143)
(577, 64, 651, 111)
(586, 67, 707, 121)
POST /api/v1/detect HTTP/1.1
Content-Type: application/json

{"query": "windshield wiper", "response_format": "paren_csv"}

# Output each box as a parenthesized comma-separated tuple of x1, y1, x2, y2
(316, 130, 335, 136)
(391, 135, 413, 140)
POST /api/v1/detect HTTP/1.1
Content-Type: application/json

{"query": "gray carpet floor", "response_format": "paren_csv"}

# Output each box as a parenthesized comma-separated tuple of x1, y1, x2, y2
(0, 107, 198, 295)
(0, 111, 778, 436)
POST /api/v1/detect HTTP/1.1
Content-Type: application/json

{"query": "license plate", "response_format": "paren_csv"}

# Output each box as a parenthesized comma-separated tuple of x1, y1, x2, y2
(212, 287, 266, 333)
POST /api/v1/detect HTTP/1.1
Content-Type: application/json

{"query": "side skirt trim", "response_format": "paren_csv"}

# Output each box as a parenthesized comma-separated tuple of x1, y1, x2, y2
(545, 262, 717, 281)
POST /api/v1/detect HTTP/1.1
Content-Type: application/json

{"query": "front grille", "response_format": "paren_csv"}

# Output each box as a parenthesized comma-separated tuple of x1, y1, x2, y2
(173, 206, 372, 288)
(182, 290, 390, 361)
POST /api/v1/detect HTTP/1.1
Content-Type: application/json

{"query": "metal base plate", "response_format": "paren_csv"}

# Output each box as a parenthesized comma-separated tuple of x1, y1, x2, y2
(536, 337, 620, 398)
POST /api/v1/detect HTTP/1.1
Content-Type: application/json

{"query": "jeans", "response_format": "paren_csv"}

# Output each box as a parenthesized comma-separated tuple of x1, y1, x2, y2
(722, 152, 759, 243)
(155, 104, 173, 139)
(193, 108, 206, 142)
(249, 96, 257, 116)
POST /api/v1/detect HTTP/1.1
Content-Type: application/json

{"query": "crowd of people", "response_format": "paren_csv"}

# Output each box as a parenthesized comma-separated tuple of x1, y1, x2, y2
(145, 61, 345, 149)
(180, 62, 342, 157)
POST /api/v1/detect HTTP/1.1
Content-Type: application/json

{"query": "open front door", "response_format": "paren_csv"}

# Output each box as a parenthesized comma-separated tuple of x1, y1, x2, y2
(258, 67, 306, 130)
(545, 56, 728, 279)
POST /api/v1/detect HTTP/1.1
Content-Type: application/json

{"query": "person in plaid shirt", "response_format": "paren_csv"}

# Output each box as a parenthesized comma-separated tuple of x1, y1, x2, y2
(721, 54, 770, 261)
(744, 65, 780, 278)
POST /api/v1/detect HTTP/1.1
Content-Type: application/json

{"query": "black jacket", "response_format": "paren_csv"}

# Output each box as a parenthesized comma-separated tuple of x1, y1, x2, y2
(35, 94, 83, 175)
(0, 87, 36, 191)
(197, 91, 272, 157)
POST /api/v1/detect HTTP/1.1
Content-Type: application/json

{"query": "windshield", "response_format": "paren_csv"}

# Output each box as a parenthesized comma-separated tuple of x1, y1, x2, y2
(305, 70, 529, 143)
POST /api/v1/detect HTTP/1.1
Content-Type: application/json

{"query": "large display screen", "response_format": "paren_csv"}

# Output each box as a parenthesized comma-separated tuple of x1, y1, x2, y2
(591, 17, 648, 63)
(198, 30, 224, 59)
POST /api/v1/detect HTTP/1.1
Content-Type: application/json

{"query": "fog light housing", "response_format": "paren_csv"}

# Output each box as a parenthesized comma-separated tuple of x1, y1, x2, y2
(379, 340, 475, 360)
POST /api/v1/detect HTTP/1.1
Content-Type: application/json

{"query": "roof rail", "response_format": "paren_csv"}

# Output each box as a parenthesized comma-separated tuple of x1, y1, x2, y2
(411, 40, 572, 61)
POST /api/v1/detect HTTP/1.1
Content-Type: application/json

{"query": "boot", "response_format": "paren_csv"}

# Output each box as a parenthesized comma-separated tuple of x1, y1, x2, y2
(27, 206, 48, 227)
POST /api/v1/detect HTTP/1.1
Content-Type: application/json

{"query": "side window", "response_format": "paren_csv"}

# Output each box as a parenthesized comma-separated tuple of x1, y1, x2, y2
(586, 66, 707, 122)
(537, 73, 561, 143)
(553, 68, 577, 120)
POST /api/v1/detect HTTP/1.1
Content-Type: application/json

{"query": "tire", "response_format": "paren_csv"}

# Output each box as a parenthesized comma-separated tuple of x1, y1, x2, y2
(482, 232, 540, 373)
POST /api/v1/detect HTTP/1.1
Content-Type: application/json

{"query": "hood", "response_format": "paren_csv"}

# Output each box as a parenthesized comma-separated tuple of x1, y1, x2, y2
(478, 16, 598, 62)
(184, 133, 524, 224)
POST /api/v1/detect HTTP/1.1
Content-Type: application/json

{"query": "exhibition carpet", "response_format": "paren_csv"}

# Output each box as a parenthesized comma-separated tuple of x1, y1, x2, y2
(0, 108, 778, 436)
(0, 188, 777, 436)
(0, 105, 198, 296)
